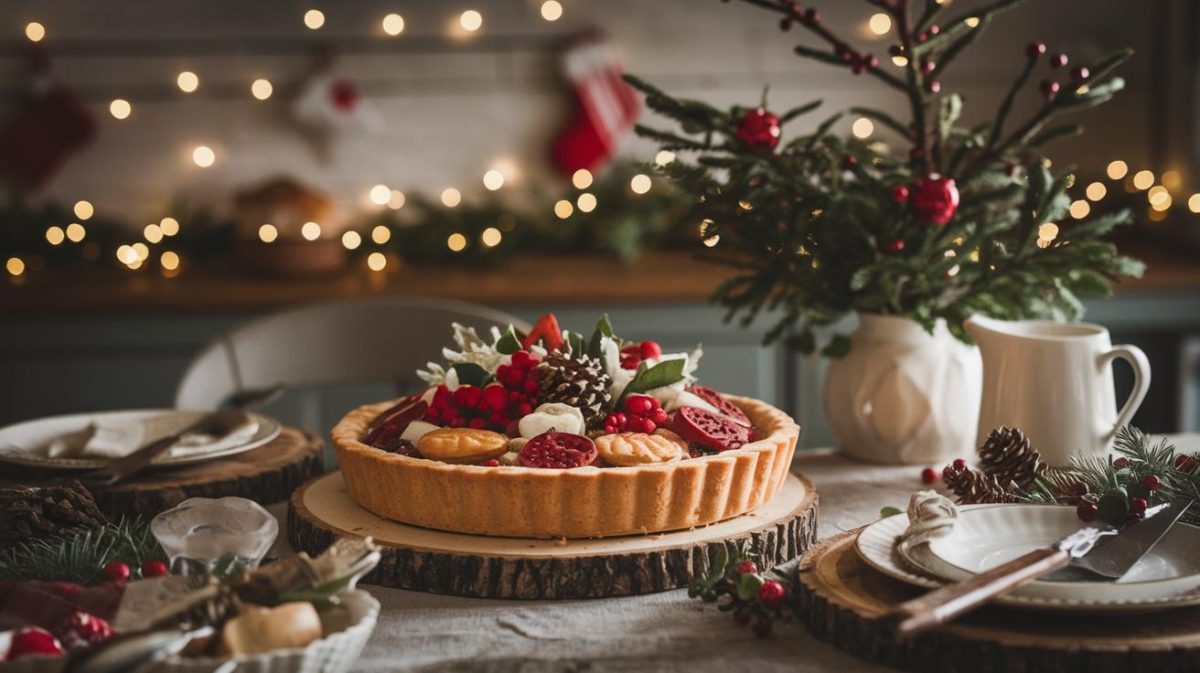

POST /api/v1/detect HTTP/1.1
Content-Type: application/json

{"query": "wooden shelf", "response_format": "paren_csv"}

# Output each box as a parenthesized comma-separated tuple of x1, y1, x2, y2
(2, 245, 1196, 315)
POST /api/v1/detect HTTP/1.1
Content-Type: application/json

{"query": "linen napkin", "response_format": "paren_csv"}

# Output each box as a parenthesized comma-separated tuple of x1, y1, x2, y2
(44, 413, 258, 460)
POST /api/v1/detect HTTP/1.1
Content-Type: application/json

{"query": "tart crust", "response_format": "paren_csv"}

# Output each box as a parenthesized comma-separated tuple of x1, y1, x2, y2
(332, 395, 800, 538)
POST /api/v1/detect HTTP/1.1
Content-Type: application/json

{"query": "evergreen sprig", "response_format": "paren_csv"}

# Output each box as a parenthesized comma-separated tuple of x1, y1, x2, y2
(0, 518, 166, 584)
(628, 0, 1144, 354)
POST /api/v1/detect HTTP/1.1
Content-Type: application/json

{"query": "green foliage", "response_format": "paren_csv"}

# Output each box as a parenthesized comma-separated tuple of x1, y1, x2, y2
(628, 1, 1143, 355)
(0, 518, 166, 584)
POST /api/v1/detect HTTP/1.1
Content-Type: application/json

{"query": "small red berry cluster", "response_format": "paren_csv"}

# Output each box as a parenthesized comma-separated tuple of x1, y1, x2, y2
(618, 340, 663, 370)
(1075, 457, 1168, 524)
(603, 394, 670, 434)
(690, 556, 792, 638)
(1025, 42, 1091, 102)
(424, 352, 541, 432)
(103, 558, 168, 583)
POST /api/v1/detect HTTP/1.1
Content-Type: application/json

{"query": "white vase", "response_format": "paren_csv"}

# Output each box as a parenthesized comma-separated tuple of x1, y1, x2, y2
(823, 314, 982, 464)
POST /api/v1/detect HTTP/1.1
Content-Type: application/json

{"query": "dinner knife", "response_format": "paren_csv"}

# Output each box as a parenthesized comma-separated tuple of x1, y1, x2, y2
(80, 409, 249, 488)
(891, 501, 1190, 637)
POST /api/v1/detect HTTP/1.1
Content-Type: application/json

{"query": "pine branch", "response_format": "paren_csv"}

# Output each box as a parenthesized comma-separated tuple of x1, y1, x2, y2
(0, 518, 165, 584)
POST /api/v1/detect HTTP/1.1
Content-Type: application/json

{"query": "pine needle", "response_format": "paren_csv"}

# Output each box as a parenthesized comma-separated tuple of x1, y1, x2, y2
(0, 519, 165, 584)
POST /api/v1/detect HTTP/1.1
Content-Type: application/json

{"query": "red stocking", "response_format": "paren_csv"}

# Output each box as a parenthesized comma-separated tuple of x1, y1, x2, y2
(551, 34, 640, 178)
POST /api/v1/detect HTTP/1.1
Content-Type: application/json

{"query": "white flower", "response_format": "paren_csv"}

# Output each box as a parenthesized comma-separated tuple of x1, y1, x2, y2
(415, 362, 461, 390)
(439, 322, 507, 374)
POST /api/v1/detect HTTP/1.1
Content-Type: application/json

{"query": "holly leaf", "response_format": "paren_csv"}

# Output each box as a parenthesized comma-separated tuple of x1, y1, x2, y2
(495, 326, 522, 355)
(620, 359, 687, 400)
(451, 363, 491, 387)
(587, 314, 615, 358)
(567, 331, 585, 358)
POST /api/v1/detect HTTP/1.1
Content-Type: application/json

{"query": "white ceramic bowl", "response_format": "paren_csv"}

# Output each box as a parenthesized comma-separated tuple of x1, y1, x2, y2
(0, 590, 379, 673)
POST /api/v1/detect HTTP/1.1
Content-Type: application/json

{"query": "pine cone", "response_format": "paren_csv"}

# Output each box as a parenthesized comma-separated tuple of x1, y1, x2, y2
(978, 426, 1046, 490)
(535, 351, 612, 429)
(0, 480, 107, 543)
(942, 465, 1021, 504)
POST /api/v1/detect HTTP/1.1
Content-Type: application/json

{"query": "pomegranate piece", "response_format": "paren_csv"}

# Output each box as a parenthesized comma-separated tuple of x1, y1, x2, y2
(689, 385, 752, 427)
(363, 399, 429, 448)
(518, 431, 598, 468)
(667, 406, 752, 452)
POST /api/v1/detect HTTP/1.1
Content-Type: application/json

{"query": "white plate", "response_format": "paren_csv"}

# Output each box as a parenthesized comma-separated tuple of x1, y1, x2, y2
(856, 503, 1200, 612)
(0, 410, 281, 470)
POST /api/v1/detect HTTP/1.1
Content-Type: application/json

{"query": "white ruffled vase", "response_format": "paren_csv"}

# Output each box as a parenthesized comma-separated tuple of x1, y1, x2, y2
(823, 314, 982, 464)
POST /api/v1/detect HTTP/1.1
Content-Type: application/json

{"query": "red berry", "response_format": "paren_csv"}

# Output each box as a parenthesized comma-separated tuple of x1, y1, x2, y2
(141, 559, 169, 578)
(928, 24, 940, 35)
(802, 8, 819, 24)
(58, 611, 115, 650)
(1050, 52, 1069, 68)
(926, 80, 941, 94)
(5, 627, 64, 660)
(841, 155, 858, 170)
(638, 341, 663, 360)
(667, 406, 753, 452)
(518, 431, 598, 469)
(1113, 457, 1131, 469)
(620, 355, 641, 370)
(104, 560, 131, 583)
(651, 408, 669, 425)
(481, 385, 509, 413)
(735, 560, 758, 575)
(952, 458, 967, 470)
(468, 418, 486, 429)
(757, 580, 786, 607)
(1143, 474, 1161, 492)
(1175, 455, 1198, 472)
(920, 467, 937, 484)
(1129, 497, 1148, 515)
(510, 350, 535, 368)
(1040, 80, 1060, 99)
(633, 416, 658, 434)
(482, 459, 500, 467)
(1071, 65, 1090, 81)
(1026, 41, 1047, 59)
(885, 238, 905, 254)
(625, 395, 655, 416)
(920, 60, 936, 75)
(518, 403, 533, 416)
(1076, 502, 1099, 522)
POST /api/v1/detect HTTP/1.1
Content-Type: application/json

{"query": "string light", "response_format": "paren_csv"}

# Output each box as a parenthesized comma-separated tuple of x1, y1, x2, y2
(304, 9, 325, 30)
(116, 245, 136, 264)
(250, 79, 273, 100)
(655, 150, 676, 166)
(459, 10, 483, 32)
(25, 22, 45, 42)
(388, 190, 406, 209)
(441, 188, 462, 207)
(1068, 199, 1090, 219)
(481, 227, 502, 247)
(540, 1, 563, 21)
(301, 221, 322, 240)
(1085, 182, 1107, 201)
(46, 226, 65, 245)
(630, 174, 652, 194)
(867, 13, 891, 35)
(1106, 160, 1128, 180)
(143, 223, 164, 243)
(159, 217, 179, 236)
(371, 225, 391, 244)
(66, 223, 86, 242)
(74, 200, 94, 220)
(1161, 170, 1183, 191)
(554, 200, 574, 219)
(160, 251, 180, 271)
(369, 184, 391, 205)
(572, 169, 593, 189)
(382, 13, 405, 35)
(447, 233, 467, 252)
(258, 224, 278, 243)
(703, 235, 720, 248)
(132, 242, 150, 260)
(177, 71, 200, 93)
(892, 55, 908, 67)
(1131, 170, 1154, 190)
(851, 117, 874, 138)
(367, 252, 387, 271)
(1189, 194, 1200, 213)
(964, 16, 981, 28)
(1038, 222, 1059, 241)
(7, 257, 26, 277)
(109, 99, 132, 120)
(483, 169, 505, 191)
(1147, 185, 1170, 206)
(342, 231, 362, 250)
(192, 146, 216, 168)
(577, 193, 597, 212)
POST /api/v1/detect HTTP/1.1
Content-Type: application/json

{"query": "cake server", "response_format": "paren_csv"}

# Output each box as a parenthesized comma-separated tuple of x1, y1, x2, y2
(892, 501, 1189, 636)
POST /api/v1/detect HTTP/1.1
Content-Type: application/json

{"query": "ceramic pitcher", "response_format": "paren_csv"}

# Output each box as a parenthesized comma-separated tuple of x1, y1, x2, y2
(964, 315, 1150, 466)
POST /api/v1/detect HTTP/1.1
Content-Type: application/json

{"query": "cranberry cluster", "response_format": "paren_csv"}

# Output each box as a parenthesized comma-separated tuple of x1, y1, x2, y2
(423, 352, 542, 432)
(603, 394, 669, 434)
(619, 340, 663, 370)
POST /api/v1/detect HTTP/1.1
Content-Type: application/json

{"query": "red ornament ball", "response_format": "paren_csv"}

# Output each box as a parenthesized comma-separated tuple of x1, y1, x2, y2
(909, 176, 960, 225)
(1076, 502, 1099, 522)
(103, 560, 131, 583)
(1142, 474, 1161, 491)
(5, 627, 64, 661)
(735, 108, 782, 153)
(141, 560, 169, 578)
(884, 238, 905, 254)
(757, 579, 786, 607)
(735, 559, 758, 575)
(1026, 42, 1047, 59)
(920, 467, 938, 484)
(889, 184, 910, 203)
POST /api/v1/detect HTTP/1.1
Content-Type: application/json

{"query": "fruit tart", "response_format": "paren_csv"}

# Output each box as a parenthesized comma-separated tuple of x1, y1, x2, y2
(333, 313, 800, 538)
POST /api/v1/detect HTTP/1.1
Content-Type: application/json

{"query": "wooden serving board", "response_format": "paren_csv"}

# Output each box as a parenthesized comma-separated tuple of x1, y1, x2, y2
(289, 471, 819, 600)
(796, 530, 1200, 673)
(8, 427, 324, 519)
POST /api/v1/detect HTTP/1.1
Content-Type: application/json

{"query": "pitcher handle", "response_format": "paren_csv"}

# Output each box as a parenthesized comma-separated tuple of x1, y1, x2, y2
(1098, 345, 1151, 433)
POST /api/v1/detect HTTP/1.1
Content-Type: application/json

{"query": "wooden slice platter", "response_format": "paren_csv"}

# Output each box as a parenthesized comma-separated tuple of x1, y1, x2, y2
(289, 471, 819, 600)
(796, 530, 1200, 673)
(7, 427, 324, 519)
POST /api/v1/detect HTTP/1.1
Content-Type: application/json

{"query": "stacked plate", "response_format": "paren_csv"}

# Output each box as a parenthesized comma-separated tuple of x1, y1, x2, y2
(856, 503, 1200, 612)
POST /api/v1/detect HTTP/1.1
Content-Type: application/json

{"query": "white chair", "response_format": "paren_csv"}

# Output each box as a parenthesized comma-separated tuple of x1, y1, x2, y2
(174, 297, 527, 438)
